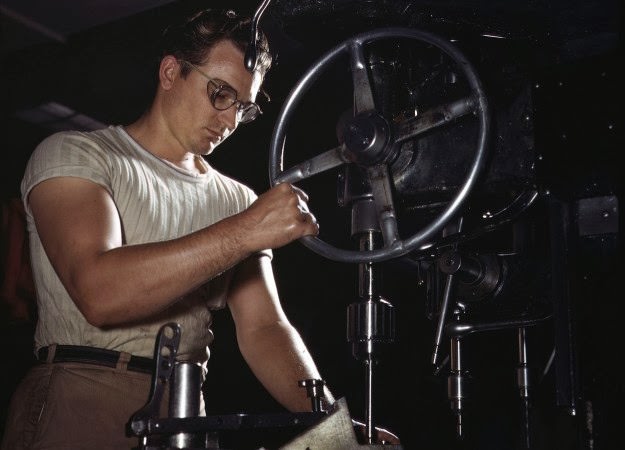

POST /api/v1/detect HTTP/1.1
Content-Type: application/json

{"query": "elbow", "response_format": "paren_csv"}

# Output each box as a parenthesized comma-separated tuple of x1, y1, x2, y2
(75, 296, 111, 328)
(70, 284, 118, 328)
(65, 265, 128, 328)
(83, 312, 108, 329)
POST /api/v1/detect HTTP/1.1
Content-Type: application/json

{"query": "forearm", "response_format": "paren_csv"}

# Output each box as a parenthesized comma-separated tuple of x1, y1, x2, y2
(70, 213, 254, 327)
(237, 321, 335, 412)
(239, 322, 401, 445)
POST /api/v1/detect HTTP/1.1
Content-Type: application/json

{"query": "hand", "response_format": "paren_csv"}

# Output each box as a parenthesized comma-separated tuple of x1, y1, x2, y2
(352, 419, 401, 445)
(240, 183, 319, 251)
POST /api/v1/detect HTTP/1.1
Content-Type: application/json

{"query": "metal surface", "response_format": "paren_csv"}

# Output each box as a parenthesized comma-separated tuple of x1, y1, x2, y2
(169, 362, 205, 449)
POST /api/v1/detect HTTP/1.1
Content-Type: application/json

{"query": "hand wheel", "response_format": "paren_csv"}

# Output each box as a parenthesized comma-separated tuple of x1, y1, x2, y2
(269, 27, 490, 263)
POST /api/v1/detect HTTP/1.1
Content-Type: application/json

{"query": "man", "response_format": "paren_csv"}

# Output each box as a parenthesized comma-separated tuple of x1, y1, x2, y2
(1, 8, 398, 450)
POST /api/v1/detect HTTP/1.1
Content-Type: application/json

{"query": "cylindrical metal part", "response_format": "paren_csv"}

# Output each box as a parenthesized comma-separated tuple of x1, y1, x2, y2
(358, 232, 376, 300)
(365, 357, 374, 444)
(169, 361, 204, 449)
(517, 327, 532, 449)
(170, 362, 202, 417)
(448, 336, 465, 438)
(347, 298, 395, 361)
(517, 327, 530, 399)
(351, 198, 380, 236)
(298, 378, 326, 412)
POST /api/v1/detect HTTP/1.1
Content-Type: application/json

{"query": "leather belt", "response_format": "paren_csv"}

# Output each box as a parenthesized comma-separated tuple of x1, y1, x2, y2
(37, 345, 154, 375)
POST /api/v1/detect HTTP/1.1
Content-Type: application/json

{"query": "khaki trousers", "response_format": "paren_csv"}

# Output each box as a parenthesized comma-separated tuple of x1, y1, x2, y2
(1, 348, 168, 450)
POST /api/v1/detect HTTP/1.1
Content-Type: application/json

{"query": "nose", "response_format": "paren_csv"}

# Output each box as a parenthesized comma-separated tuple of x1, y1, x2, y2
(217, 106, 238, 131)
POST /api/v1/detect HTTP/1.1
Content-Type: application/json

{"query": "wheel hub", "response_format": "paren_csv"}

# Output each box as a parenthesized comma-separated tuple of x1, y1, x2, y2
(343, 112, 394, 166)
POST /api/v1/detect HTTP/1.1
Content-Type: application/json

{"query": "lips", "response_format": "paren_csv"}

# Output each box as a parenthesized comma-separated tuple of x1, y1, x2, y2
(204, 128, 223, 143)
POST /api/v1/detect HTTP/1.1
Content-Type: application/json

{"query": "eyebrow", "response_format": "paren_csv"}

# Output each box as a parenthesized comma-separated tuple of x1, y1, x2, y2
(211, 77, 255, 103)
(209, 78, 234, 88)
(181, 60, 257, 104)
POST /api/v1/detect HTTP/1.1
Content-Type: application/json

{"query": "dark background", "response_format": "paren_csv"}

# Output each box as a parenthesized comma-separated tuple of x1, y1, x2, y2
(1, 1, 622, 449)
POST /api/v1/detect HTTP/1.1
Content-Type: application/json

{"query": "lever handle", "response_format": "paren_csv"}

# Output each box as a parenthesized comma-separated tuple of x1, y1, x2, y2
(298, 378, 326, 412)
(245, 0, 272, 72)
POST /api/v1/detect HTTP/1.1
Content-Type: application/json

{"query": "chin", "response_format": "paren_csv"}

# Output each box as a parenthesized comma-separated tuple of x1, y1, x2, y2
(205, 142, 220, 155)
(198, 137, 219, 155)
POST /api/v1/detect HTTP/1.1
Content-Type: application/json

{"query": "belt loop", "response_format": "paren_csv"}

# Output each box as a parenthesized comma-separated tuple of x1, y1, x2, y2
(46, 344, 58, 363)
(116, 351, 131, 371)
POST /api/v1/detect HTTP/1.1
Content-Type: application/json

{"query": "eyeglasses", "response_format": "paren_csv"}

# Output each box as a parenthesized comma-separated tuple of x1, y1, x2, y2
(179, 60, 262, 123)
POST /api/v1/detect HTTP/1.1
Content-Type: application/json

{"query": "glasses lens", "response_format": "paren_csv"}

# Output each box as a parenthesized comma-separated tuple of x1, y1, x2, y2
(206, 78, 261, 123)
(238, 104, 261, 123)
(210, 85, 237, 110)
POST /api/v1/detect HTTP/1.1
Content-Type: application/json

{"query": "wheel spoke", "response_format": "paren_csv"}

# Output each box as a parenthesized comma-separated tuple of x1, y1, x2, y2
(393, 96, 477, 144)
(275, 145, 348, 183)
(366, 164, 400, 247)
(348, 40, 376, 114)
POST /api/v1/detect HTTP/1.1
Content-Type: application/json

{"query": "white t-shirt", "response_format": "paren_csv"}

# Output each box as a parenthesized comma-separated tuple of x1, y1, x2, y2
(21, 125, 269, 363)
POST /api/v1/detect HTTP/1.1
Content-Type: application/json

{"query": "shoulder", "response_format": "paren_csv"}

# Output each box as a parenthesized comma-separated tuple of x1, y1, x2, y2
(28, 126, 143, 173)
(32, 126, 121, 158)
(22, 127, 124, 201)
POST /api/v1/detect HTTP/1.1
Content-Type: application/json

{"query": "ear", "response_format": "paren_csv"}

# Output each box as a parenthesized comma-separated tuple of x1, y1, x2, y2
(159, 55, 179, 90)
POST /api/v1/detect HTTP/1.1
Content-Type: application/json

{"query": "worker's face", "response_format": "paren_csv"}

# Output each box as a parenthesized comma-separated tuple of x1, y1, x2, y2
(163, 40, 262, 155)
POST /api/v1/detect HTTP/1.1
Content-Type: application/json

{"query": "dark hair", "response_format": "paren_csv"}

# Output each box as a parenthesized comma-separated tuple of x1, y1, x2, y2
(160, 9, 272, 79)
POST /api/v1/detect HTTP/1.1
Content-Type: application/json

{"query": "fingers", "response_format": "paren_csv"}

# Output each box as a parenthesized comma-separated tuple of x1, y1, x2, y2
(275, 181, 309, 204)
(296, 204, 319, 239)
(249, 183, 318, 246)
(377, 428, 401, 445)
(352, 420, 401, 445)
(296, 199, 316, 222)
(290, 184, 309, 202)
(277, 182, 317, 228)
(292, 187, 318, 235)
(285, 183, 319, 236)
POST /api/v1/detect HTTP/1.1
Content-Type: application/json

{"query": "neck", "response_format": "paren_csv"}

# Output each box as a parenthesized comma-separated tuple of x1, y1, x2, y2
(125, 111, 205, 175)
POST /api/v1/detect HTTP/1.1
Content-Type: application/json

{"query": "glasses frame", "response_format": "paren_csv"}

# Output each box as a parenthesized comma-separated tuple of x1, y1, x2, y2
(179, 60, 262, 123)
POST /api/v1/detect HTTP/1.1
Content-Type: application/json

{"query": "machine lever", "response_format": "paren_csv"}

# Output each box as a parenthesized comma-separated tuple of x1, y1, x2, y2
(129, 322, 181, 437)
(244, 0, 272, 72)
(431, 218, 464, 367)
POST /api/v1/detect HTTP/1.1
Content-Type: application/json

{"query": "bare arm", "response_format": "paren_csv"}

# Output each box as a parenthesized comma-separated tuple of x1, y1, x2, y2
(227, 255, 334, 412)
(28, 176, 317, 327)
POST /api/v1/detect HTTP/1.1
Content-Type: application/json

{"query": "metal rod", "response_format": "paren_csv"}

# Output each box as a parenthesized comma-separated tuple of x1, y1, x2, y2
(432, 272, 455, 366)
(517, 327, 531, 449)
(359, 232, 375, 443)
(449, 335, 464, 438)
(244, 0, 272, 72)
(432, 218, 463, 367)
(365, 355, 374, 444)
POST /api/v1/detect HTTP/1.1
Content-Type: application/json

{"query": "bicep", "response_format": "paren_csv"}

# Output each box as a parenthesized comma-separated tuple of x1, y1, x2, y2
(28, 176, 122, 289)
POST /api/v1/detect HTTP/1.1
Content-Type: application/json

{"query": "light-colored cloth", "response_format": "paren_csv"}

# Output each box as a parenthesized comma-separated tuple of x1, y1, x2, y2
(0, 358, 170, 450)
(20, 125, 269, 363)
